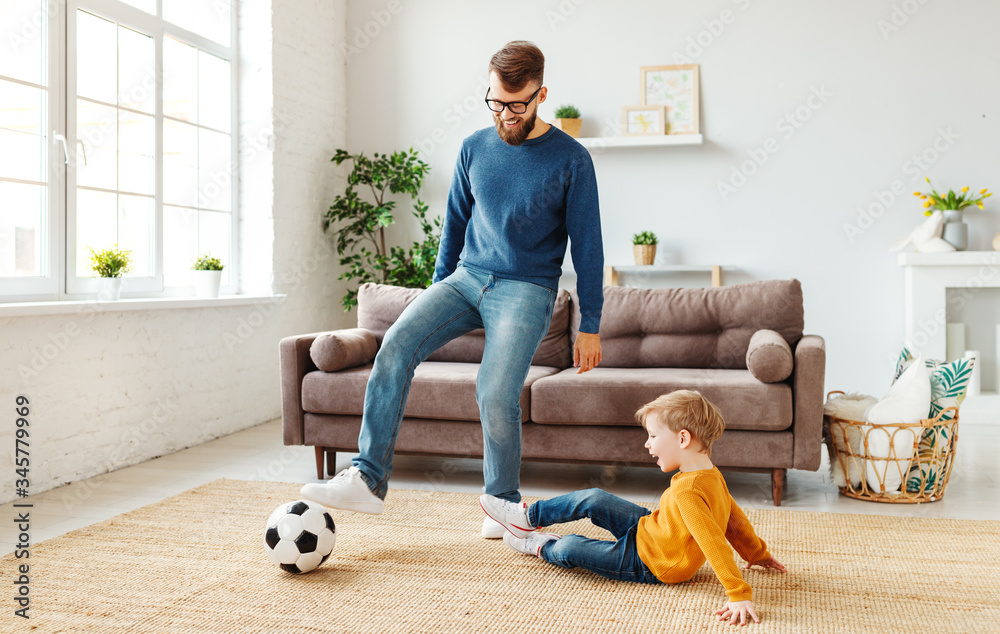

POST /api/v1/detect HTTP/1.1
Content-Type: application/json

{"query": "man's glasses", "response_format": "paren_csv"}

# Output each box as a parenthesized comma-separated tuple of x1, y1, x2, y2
(485, 87, 541, 114)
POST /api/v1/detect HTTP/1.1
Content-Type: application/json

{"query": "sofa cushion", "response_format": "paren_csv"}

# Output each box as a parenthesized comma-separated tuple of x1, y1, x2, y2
(571, 279, 804, 369)
(356, 282, 573, 368)
(746, 329, 794, 383)
(301, 361, 562, 422)
(309, 328, 378, 372)
(530, 367, 793, 431)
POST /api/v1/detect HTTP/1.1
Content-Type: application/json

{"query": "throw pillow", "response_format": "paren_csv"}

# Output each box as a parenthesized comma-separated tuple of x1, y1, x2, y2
(863, 357, 930, 493)
(893, 347, 973, 458)
(310, 328, 378, 372)
(746, 329, 794, 383)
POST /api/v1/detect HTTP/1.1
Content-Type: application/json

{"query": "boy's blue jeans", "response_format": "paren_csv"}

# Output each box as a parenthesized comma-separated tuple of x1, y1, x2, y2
(528, 488, 662, 584)
(353, 265, 556, 503)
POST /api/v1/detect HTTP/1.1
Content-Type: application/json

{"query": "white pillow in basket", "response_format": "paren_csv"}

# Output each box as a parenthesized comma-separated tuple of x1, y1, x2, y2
(823, 393, 876, 488)
(863, 357, 931, 493)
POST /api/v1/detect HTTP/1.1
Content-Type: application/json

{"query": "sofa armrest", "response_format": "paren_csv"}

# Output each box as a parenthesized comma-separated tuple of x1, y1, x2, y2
(279, 331, 327, 446)
(791, 334, 826, 470)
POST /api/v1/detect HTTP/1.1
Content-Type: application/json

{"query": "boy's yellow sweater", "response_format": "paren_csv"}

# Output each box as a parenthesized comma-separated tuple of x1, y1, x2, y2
(636, 467, 770, 602)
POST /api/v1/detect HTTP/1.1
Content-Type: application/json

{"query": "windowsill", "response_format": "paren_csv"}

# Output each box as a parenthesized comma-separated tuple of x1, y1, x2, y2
(0, 294, 287, 317)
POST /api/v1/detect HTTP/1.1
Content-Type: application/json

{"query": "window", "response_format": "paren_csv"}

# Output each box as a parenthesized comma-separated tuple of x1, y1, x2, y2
(0, 0, 236, 301)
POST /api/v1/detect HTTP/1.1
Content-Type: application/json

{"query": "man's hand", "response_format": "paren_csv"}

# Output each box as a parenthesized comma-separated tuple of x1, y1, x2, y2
(715, 600, 759, 626)
(573, 332, 601, 374)
(745, 556, 786, 573)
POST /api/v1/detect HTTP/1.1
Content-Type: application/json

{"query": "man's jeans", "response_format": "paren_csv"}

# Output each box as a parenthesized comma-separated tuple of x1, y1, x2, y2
(353, 265, 556, 503)
(529, 488, 662, 584)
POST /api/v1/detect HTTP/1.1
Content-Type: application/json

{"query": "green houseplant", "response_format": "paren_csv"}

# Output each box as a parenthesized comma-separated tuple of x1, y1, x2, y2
(88, 245, 132, 300)
(632, 231, 658, 265)
(324, 148, 442, 310)
(191, 254, 224, 298)
(552, 104, 582, 138)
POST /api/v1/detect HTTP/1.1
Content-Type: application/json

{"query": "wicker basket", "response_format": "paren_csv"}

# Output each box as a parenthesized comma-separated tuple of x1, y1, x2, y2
(823, 390, 959, 503)
(633, 244, 656, 265)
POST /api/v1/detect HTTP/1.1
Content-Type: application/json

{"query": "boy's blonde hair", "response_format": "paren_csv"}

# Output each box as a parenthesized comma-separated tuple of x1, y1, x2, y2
(635, 390, 725, 455)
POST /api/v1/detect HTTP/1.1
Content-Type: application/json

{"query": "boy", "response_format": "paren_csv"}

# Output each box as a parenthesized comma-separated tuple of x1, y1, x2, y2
(480, 390, 786, 626)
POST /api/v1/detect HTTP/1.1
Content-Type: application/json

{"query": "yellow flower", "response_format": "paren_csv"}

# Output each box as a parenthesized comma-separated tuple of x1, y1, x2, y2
(913, 191, 921, 196)
(981, 188, 988, 195)
(923, 200, 933, 207)
(978, 202, 984, 209)
(961, 186, 969, 193)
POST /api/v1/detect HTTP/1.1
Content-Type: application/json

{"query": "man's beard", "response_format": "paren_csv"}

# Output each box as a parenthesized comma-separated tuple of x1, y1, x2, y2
(494, 109, 537, 146)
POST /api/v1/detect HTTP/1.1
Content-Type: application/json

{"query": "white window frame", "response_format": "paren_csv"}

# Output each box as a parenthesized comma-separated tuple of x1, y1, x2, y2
(0, 1, 65, 301)
(0, 0, 239, 302)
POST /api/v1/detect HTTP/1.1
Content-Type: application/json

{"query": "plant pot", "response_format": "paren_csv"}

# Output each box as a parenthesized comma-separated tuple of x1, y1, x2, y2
(97, 277, 123, 301)
(552, 118, 582, 138)
(941, 210, 968, 251)
(633, 244, 656, 265)
(193, 270, 223, 298)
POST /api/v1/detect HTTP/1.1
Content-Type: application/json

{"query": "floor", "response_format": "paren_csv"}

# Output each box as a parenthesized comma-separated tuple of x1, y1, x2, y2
(3, 397, 998, 556)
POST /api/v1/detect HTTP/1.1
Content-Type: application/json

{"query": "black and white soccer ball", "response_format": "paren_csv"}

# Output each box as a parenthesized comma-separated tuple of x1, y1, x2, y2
(264, 500, 336, 574)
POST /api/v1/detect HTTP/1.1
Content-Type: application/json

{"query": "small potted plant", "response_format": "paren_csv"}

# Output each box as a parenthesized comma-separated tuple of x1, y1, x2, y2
(913, 179, 992, 251)
(552, 104, 582, 138)
(632, 231, 658, 265)
(88, 245, 132, 300)
(191, 254, 224, 298)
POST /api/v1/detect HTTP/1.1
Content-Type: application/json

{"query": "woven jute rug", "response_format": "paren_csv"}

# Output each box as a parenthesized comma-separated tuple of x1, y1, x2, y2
(3, 479, 998, 633)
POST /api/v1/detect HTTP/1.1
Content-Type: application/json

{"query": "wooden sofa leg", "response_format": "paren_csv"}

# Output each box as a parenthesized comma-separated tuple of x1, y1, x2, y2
(771, 469, 785, 506)
(326, 450, 337, 476)
(314, 446, 325, 480)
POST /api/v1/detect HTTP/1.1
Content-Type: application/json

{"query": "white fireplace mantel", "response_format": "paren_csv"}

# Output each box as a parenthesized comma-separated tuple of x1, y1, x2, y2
(898, 251, 1000, 360)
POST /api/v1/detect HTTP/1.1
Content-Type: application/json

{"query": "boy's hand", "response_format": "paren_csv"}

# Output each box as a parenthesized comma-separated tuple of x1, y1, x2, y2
(744, 556, 786, 573)
(715, 601, 759, 626)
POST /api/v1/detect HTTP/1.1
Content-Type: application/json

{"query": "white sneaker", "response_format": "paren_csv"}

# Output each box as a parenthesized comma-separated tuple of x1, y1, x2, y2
(479, 494, 536, 538)
(300, 466, 384, 514)
(481, 516, 506, 539)
(503, 531, 560, 557)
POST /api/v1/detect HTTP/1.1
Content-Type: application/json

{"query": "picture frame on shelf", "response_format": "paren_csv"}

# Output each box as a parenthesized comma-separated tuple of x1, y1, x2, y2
(622, 105, 666, 136)
(639, 64, 700, 134)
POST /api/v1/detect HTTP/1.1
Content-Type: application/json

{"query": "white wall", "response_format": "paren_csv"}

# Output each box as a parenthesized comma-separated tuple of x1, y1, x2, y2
(345, 0, 1000, 397)
(0, 0, 349, 502)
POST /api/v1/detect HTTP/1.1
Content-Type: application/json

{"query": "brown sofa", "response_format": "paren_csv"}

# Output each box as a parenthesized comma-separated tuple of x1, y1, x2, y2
(280, 279, 825, 505)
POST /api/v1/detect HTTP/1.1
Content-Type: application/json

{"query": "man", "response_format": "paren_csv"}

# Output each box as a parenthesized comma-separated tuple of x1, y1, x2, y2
(301, 41, 604, 538)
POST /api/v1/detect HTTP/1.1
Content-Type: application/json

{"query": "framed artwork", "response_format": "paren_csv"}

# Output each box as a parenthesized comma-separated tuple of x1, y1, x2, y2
(639, 64, 700, 134)
(622, 106, 666, 136)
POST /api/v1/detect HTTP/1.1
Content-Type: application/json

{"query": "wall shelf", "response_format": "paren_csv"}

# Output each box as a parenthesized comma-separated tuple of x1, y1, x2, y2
(577, 134, 703, 150)
(604, 264, 735, 287)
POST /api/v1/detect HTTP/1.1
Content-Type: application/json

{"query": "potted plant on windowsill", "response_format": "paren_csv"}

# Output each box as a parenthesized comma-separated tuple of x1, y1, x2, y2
(192, 254, 224, 298)
(552, 104, 582, 138)
(632, 231, 658, 265)
(88, 245, 132, 301)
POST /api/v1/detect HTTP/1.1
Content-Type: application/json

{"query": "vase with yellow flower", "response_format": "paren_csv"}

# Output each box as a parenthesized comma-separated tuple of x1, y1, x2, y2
(913, 179, 991, 251)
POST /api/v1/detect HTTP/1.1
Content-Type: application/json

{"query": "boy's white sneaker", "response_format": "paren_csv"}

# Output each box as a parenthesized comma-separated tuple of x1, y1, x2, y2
(503, 531, 561, 557)
(482, 516, 506, 539)
(300, 466, 384, 514)
(479, 494, 536, 538)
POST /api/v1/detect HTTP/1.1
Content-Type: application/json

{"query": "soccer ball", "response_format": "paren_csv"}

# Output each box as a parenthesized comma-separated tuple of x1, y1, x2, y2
(264, 500, 336, 574)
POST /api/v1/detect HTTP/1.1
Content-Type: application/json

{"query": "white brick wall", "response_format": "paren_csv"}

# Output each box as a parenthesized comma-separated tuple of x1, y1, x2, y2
(0, 0, 349, 502)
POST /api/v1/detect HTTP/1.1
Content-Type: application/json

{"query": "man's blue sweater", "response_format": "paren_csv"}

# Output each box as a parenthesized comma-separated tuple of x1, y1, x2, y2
(433, 125, 604, 333)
